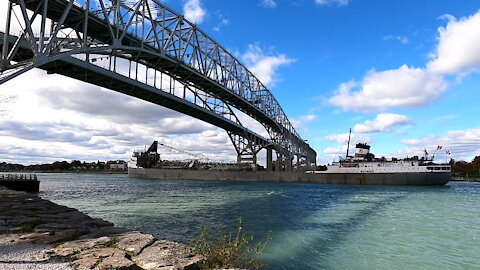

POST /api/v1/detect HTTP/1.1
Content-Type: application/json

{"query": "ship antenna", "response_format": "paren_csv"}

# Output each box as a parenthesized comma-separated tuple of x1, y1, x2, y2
(346, 128, 352, 159)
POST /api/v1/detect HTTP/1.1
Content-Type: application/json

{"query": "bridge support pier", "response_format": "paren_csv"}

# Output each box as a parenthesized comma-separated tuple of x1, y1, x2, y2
(296, 156, 300, 172)
(266, 146, 273, 172)
(237, 155, 257, 171)
(274, 159, 281, 171)
(286, 157, 293, 172)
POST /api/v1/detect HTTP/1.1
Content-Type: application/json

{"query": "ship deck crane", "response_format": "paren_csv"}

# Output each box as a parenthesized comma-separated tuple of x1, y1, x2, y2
(158, 143, 212, 163)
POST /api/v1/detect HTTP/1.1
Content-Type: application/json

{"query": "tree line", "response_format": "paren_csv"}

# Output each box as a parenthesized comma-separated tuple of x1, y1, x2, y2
(0, 160, 127, 172)
(452, 156, 480, 176)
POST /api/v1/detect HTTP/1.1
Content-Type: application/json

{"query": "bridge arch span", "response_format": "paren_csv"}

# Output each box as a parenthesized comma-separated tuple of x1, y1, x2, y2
(0, 0, 316, 170)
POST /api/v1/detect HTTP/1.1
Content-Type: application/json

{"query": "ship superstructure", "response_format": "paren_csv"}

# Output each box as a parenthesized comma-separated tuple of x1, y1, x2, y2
(321, 143, 451, 174)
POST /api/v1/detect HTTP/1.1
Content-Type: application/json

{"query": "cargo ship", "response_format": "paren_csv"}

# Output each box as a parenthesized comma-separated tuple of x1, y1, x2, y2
(128, 141, 451, 185)
(307, 142, 451, 185)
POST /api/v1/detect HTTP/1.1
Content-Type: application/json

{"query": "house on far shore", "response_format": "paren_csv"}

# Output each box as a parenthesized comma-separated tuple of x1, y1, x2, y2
(106, 160, 127, 171)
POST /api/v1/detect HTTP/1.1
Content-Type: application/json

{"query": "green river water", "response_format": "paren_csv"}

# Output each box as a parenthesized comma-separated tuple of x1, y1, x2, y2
(37, 173, 480, 269)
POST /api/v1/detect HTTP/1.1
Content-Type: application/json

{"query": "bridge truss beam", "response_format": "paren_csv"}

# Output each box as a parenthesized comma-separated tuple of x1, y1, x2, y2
(0, 0, 317, 168)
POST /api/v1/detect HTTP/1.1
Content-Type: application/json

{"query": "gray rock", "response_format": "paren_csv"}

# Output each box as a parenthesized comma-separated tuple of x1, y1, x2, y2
(79, 227, 130, 239)
(115, 231, 156, 256)
(16, 232, 52, 243)
(37, 229, 80, 244)
(70, 247, 115, 269)
(16, 229, 80, 244)
(133, 240, 202, 270)
(97, 249, 143, 270)
(5, 217, 41, 228)
(70, 247, 144, 270)
(0, 209, 33, 218)
(49, 236, 113, 257)
(0, 226, 11, 234)
(1, 188, 205, 270)
(35, 222, 79, 231)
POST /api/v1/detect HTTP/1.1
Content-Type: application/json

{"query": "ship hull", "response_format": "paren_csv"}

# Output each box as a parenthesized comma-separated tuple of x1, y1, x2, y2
(128, 167, 450, 186)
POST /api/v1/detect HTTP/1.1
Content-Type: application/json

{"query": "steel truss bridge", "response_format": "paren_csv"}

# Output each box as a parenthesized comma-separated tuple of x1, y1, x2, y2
(0, 0, 316, 170)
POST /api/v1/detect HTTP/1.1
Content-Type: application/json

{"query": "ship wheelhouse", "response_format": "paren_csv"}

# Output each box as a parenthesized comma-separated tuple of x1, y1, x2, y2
(326, 143, 451, 174)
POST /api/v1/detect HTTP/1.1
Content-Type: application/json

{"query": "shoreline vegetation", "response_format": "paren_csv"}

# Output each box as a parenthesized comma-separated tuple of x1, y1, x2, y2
(190, 217, 271, 270)
(4, 170, 128, 174)
(1, 160, 128, 174)
(2, 155, 479, 175)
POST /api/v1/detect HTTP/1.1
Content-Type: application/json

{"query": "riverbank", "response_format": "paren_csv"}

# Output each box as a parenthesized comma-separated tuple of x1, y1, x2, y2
(0, 187, 202, 270)
(2, 170, 127, 174)
(450, 176, 480, 182)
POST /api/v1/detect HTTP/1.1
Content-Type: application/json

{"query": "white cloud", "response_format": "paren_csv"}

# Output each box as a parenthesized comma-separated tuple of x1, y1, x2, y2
(260, 0, 276, 8)
(328, 65, 448, 112)
(322, 132, 372, 157)
(242, 44, 295, 87)
(383, 35, 409, 45)
(428, 10, 480, 75)
(232, 108, 270, 138)
(328, 10, 480, 113)
(0, 69, 238, 164)
(315, 0, 349, 7)
(354, 113, 411, 133)
(213, 17, 229, 32)
(183, 0, 206, 24)
(291, 114, 318, 135)
(324, 132, 372, 145)
(398, 127, 480, 162)
(156, 131, 235, 162)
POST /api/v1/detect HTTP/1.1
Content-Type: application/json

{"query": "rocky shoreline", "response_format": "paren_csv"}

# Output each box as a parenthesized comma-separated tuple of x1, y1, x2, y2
(0, 187, 202, 270)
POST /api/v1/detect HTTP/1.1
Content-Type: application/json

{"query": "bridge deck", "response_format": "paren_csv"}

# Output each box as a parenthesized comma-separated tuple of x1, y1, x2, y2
(0, 32, 269, 145)
(20, 0, 282, 136)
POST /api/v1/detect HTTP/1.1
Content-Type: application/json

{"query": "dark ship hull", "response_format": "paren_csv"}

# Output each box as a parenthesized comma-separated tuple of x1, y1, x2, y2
(128, 167, 450, 186)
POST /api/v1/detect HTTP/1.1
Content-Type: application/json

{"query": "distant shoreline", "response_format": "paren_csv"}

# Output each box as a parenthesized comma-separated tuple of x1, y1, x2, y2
(450, 177, 480, 182)
(0, 170, 127, 174)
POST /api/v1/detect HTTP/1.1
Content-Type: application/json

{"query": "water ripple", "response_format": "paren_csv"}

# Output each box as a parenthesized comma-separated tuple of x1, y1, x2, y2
(38, 174, 480, 270)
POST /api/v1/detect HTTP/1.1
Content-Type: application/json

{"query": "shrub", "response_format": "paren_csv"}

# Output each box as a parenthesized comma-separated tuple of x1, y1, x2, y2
(190, 217, 272, 270)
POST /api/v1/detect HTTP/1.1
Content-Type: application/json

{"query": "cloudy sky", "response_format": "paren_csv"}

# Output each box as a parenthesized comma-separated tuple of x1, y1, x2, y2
(1, 0, 480, 165)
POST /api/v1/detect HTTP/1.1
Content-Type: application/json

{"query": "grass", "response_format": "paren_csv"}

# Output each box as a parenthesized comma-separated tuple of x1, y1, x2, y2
(189, 217, 272, 270)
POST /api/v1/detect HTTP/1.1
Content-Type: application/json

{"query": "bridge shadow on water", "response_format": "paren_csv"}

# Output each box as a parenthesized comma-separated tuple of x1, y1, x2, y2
(258, 184, 451, 270)
(115, 179, 451, 270)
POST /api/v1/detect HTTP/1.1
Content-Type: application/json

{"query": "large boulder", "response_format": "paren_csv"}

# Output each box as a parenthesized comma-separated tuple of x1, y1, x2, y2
(49, 236, 113, 257)
(133, 240, 202, 270)
(115, 231, 156, 256)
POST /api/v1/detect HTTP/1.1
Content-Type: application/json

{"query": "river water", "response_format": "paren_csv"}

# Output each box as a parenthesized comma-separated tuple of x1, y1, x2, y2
(37, 173, 480, 269)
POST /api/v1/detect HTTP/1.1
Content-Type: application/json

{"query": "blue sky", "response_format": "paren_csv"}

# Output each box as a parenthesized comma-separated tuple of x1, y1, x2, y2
(0, 0, 479, 165)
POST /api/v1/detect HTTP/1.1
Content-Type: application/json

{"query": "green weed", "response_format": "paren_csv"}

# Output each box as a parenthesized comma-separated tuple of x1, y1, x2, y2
(190, 217, 272, 270)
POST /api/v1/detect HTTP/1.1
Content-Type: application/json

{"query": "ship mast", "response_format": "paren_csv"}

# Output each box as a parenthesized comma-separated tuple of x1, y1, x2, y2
(346, 128, 352, 159)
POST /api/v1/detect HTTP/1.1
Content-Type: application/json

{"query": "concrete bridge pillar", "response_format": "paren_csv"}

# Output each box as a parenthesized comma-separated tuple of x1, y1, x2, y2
(286, 157, 293, 172)
(266, 146, 273, 171)
(275, 159, 281, 171)
(237, 155, 257, 171)
(295, 156, 299, 172)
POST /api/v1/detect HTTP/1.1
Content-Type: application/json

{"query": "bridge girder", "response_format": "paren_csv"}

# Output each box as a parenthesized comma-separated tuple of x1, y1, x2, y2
(0, 0, 317, 166)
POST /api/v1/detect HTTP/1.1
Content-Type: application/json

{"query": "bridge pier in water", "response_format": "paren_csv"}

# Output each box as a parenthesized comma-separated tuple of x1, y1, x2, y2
(266, 146, 273, 171)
